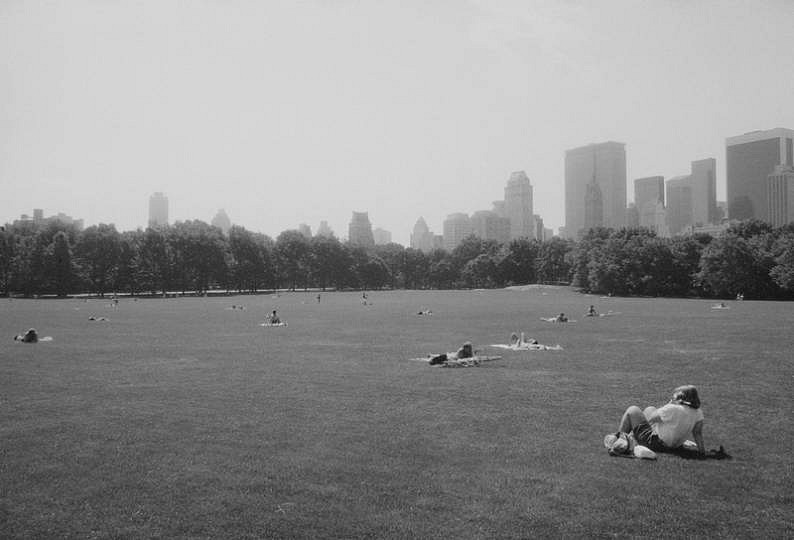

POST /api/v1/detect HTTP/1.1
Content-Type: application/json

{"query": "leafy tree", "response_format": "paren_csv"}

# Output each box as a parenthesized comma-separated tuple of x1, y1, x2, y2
(770, 232, 794, 291)
(275, 230, 311, 290)
(47, 231, 74, 297)
(358, 255, 391, 289)
(697, 233, 777, 298)
(309, 235, 349, 291)
(461, 253, 497, 288)
(402, 248, 429, 289)
(373, 243, 406, 289)
(75, 224, 121, 296)
(536, 237, 572, 284)
(0, 228, 16, 296)
(137, 227, 171, 295)
(496, 238, 540, 286)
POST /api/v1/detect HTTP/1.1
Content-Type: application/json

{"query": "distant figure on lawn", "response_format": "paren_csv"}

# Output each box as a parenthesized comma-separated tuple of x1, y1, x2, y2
(14, 328, 38, 343)
(269, 310, 281, 324)
(613, 385, 706, 457)
(586, 305, 598, 317)
(428, 341, 473, 365)
(556, 313, 568, 323)
(317, 294, 321, 303)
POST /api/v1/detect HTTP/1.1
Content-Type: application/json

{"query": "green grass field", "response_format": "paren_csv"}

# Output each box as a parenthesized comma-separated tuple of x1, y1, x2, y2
(1, 288, 792, 539)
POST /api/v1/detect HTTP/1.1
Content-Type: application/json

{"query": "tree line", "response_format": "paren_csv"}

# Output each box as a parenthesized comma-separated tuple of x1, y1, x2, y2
(1, 218, 794, 299)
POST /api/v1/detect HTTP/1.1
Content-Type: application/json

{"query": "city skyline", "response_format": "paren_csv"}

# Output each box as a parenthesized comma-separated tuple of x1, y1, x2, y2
(2, 1, 793, 244)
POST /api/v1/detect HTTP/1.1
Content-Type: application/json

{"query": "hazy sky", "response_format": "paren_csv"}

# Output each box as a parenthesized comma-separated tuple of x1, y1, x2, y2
(2, 1, 793, 244)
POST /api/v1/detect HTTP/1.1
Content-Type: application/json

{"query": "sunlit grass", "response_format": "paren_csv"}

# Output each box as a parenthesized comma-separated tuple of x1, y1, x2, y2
(1, 289, 792, 538)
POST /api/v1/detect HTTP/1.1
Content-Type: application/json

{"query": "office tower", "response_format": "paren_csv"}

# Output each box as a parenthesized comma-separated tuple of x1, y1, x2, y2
(626, 203, 640, 228)
(492, 200, 506, 218)
(634, 176, 665, 231)
(410, 217, 435, 253)
(666, 176, 693, 235)
(504, 171, 535, 240)
(470, 210, 510, 244)
(767, 165, 794, 226)
(373, 228, 392, 245)
(442, 213, 472, 251)
(316, 220, 335, 238)
(33, 209, 44, 222)
(298, 223, 312, 238)
(726, 128, 794, 220)
(148, 192, 169, 227)
(691, 158, 717, 226)
(348, 211, 375, 247)
(533, 214, 545, 241)
(565, 142, 627, 237)
(584, 181, 604, 231)
(211, 209, 231, 235)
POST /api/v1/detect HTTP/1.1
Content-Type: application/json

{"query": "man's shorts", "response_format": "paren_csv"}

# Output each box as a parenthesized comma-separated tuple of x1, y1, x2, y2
(632, 422, 667, 452)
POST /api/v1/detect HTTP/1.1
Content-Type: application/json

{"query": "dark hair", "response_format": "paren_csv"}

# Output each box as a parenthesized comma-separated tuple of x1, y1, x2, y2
(671, 385, 700, 409)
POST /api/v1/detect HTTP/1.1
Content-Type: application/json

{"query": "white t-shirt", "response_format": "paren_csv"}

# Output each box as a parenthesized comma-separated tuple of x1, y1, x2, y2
(653, 403, 705, 448)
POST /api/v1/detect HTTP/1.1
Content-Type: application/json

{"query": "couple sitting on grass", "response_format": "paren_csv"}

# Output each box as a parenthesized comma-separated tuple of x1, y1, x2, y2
(605, 385, 728, 460)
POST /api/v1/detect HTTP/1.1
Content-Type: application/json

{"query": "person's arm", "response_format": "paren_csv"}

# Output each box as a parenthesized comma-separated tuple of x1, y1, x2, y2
(692, 420, 705, 456)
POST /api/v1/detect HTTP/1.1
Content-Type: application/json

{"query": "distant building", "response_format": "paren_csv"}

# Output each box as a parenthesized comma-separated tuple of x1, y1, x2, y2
(442, 213, 472, 251)
(470, 210, 510, 244)
(211, 209, 231, 235)
(504, 171, 535, 239)
(634, 176, 665, 225)
(726, 128, 794, 221)
(691, 158, 717, 226)
(543, 227, 554, 241)
(626, 203, 640, 228)
(298, 223, 312, 238)
(148, 192, 169, 227)
(492, 200, 506, 218)
(534, 214, 545, 242)
(410, 217, 435, 253)
(348, 211, 375, 247)
(316, 220, 335, 238)
(373, 228, 392, 245)
(565, 141, 627, 238)
(15, 209, 83, 230)
(767, 165, 794, 226)
(666, 176, 693, 235)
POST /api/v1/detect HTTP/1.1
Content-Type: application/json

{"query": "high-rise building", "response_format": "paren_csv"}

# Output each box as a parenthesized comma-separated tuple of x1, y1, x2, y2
(691, 158, 717, 226)
(410, 217, 435, 253)
(33, 208, 44, 222)
(348, 211, 375, 247)
(442, 213, 472, 251)
(504, 171, 535, 240)
(298, 223, 312, 238)
(148, 192, 169, 227)
(767, 165, 794, 227)
(666, 176, 693, 235)
(634, 176, 665, 231)
(316, 220, 335, 238)
(373, 228, 392, 245)
(211, 209, 231, 235)
(726, 128, 794, 221)
(584, 181, 604, 231)
(626, 203, 640, 228)
(470, 210, 510, 244)
(565, 142, 627, 238)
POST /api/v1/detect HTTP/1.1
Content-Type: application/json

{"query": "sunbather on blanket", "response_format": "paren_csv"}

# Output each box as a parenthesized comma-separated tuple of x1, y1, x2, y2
(490, 333, 563, 351)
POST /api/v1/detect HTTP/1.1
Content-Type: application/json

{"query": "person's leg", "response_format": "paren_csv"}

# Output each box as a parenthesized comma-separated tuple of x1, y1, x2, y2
(643, 406, 657, 420)
(619, 405, 646, 433)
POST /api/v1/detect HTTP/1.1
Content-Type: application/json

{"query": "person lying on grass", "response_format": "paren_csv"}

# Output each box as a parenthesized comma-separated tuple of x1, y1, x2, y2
(13, 328, 38, 343)
(428, 341, 473, 365)
(615, 385, 706, 457)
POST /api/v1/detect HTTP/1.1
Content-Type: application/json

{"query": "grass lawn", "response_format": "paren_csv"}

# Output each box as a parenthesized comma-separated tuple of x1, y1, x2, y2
(1, 288, 792, 539)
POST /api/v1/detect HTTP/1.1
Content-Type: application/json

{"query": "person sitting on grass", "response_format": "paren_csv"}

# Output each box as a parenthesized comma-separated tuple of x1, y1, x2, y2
(14, 328, 38, 343)
(586, 305, 598, 317)
(556, 312, 569, 323)
(269, 310, 281, 324)
(428, 341, 473, 365)
(510, 332, 538, 347)
(613, 385, 706, 457)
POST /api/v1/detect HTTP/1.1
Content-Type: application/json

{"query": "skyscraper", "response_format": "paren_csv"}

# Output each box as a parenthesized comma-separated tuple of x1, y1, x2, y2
(565, 142, 626, 238)
(410, 217, 435, 253)
(691, 158, 717, 226)
(634, 176, 665, 232)
(316, 220, 335, 238)
(348, 211, 374, 247)
(726, 128, 794, 221)
(504, 171, 535, 240)
(148, 192, 168, 227)
(470, 210, 510, 244)
(767, 165, 794, 227)
(442, 213, 472, 251)
(298, 223, 312, 238)
(211, 209, 231, 235)
(373, 228, 392, 245)
(666, 176, 693, 235)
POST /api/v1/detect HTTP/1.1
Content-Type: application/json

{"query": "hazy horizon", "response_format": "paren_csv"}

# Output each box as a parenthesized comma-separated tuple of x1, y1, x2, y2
(2, 1, 793, 244)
